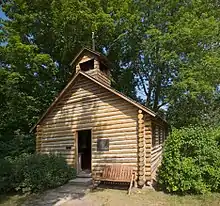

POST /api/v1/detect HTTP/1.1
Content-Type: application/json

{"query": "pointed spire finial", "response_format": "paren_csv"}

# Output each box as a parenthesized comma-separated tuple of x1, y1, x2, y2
(92, 32, 95, 51)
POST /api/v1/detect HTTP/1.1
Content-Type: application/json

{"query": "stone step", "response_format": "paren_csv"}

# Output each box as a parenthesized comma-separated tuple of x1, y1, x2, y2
(69, 178, 93, 186)
(77, 173, 92, 178)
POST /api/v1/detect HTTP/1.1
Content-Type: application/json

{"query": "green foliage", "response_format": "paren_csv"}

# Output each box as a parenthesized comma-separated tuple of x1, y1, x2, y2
(12, 153, 76, 193)
(0, 132, 35, 158)
(0, 154, 76, 194)
(0, 159, 14, 193)
(158, 127, 220, 194)
(1, 0, 220, 135)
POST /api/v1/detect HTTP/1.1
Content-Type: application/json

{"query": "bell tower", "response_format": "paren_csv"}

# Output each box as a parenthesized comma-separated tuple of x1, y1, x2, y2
(70, 48, 111, 86)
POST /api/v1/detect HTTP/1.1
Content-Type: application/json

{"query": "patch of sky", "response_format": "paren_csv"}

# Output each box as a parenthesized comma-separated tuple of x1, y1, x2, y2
(0, 8, 7, 20)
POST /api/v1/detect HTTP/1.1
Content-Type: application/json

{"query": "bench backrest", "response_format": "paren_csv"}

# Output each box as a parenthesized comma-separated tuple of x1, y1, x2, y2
(102, 165, 133, 182)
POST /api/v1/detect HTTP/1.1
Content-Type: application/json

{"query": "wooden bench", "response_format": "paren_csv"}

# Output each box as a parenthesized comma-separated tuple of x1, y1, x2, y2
(93, 165, 136, 195)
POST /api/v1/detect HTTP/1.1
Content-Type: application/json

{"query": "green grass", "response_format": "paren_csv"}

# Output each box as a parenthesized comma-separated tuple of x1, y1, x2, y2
(87, 188, 220, 206)
(0, 193, 29, 206)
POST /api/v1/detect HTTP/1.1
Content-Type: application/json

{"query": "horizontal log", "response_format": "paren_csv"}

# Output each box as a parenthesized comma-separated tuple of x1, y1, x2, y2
(44, 111, 137, 128)
(54, 95, 136, 113)
(38, 130, 73, 137)
(93, 150, 137, 155)
(95, 127, 137, 135)
(93, 148, 137, 154)
(146, 157, 151, 162)
(40, 150, 75, 155)
(94, 140, 137, 146)
(92, 154, 137, 158)
(58, 88, 109, 103)
(145, 139, 152, 144)
(43, 114, 137, 128)
(92, 158, 137, 164)
(41, 137, 73, 143)
(40, 120, 136, 133)
(41, 146, 75, 152)
(44, 108, 137, 125)
(39, 127, 137, 139)
(39, 124, 137, 137)
(94, 142, 137, 148)
(92, 162, 137, 167)
(47, 101, 135, 119)
(145, 167, 151, 172)
(41, 143, 74, 148)
(94, 137, 137, 143)
(39, 130, 133, 140)
(93, 129, 136, 136)
(145, 145, 151, 149)
(145, 171, 151, 176)
(40, 152, 73, 158)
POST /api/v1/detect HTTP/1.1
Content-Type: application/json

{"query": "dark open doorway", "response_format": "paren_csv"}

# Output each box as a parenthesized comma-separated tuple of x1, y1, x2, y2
(77, 130, 91, 174)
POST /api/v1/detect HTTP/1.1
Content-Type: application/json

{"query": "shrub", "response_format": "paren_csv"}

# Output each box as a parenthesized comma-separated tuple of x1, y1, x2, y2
(158, 126, 220, 194)
(0, 158, 14, 193)
(13, 153, 76, 193)
(0, 153, 76, 194)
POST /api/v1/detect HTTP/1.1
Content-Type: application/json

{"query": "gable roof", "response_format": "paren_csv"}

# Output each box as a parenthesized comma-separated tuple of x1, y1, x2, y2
(30, 49, 167, 132)
(30, 71, 160, 132)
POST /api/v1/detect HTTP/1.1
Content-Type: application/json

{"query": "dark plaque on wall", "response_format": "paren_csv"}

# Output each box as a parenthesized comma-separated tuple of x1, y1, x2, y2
(97, 139, 109, 151)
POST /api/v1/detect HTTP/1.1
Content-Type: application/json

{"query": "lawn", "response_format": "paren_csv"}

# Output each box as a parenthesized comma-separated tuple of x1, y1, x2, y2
(1, 188, 220, 206)
(85, 188, 220, 206)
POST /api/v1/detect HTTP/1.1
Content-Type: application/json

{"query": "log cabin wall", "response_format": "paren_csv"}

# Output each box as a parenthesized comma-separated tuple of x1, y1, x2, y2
(144, 115, 152, 185)
(151, 120, 167, 180)
(36, 74, 139, 178)
(137, 110, 145, 187)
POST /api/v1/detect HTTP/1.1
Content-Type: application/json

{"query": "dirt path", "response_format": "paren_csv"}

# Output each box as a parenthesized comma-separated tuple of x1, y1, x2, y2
(23, 183, 90, 206)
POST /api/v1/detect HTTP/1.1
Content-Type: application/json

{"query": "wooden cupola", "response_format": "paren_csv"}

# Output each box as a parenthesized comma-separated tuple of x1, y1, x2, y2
(70, 48, 111, 86)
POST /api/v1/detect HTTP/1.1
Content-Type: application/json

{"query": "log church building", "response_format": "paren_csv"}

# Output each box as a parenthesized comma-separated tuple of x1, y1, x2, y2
(31, 48, 168, 187)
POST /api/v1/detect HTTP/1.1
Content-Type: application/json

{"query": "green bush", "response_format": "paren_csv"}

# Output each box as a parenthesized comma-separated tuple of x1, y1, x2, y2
(0, 153, 76, 194)
(13, 153, 76, 193)
(0, 158, 14, 193)
(158, 126, 220, 194)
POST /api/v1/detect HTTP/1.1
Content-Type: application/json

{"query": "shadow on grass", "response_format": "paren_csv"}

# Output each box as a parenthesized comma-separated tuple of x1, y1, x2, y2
(90, 182, 130, 194)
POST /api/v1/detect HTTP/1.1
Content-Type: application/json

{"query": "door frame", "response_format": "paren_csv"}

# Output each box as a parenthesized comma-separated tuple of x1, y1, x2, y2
(75, 128, 93, 174)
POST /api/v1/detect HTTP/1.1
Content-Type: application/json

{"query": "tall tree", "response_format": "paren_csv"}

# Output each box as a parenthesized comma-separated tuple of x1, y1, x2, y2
(114, 0, 220, 127)
(0, 0, 138, 137)
(1, 0, 220, 136)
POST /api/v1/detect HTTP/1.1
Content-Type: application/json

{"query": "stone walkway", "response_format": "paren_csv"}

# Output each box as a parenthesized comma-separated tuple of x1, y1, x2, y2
(24, 183, 92, 206)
